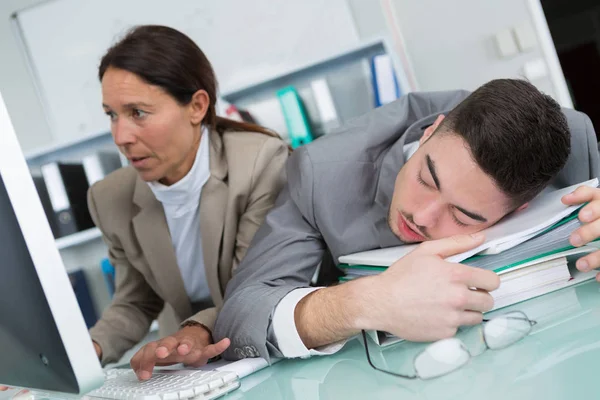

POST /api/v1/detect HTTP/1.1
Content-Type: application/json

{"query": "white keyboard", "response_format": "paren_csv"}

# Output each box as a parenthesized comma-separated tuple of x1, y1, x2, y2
(87, 369, 240, 400)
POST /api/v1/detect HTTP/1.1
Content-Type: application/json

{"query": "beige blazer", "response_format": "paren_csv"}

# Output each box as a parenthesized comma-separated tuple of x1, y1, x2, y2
(88, 129, 288, 364)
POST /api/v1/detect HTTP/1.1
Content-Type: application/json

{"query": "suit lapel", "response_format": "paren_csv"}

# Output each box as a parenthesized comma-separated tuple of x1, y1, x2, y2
(132, 177, 193, 320)
(200, 130, 229, 307)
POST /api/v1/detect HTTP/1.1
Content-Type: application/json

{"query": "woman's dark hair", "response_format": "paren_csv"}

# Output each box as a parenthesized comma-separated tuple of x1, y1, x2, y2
(99, 25, 283, 141)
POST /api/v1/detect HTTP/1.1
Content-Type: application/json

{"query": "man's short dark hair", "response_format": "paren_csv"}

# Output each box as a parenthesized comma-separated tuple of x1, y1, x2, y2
(438, 79, 570, 208)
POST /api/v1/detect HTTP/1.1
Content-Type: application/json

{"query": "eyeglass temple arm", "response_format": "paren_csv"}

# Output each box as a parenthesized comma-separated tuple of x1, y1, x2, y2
(361, 330, 417, 380)
(482, 316, 537, 326)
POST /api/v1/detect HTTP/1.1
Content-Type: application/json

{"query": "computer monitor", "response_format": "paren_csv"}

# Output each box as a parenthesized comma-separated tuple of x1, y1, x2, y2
(0, 92, 104, 394)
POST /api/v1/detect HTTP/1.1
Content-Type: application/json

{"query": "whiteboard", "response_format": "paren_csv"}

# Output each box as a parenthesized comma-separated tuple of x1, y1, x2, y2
(14, 0, 359, 144)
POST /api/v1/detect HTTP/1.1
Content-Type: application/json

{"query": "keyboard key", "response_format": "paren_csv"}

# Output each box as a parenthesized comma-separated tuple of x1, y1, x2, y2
(221, 372, 238, 384)
(178, 389, 194, 398)
(193, 384, 209, 395)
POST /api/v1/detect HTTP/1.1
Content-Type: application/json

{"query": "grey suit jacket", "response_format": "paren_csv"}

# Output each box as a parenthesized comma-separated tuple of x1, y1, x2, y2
(214, 90, 600, 362)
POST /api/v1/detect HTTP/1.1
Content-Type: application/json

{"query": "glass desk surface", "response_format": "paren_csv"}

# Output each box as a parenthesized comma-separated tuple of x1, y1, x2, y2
(224, 280, 600, 400)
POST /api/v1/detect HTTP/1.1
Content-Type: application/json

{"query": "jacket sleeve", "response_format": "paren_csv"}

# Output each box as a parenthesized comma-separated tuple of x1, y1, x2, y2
(87, 186, 164, 365)
(213, 145, 326, 362)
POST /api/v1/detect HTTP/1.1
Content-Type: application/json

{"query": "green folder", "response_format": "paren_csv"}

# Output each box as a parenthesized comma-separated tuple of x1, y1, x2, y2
(276, 86, 314, 149)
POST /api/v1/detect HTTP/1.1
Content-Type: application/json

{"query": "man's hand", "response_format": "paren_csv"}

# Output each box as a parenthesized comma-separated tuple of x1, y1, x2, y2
(357, 233, 500, 342)
(295, 233, 500, 349)
(563, 186, 600, 282)
(0, 386, 9, 391)
(130, 324, 230, 381)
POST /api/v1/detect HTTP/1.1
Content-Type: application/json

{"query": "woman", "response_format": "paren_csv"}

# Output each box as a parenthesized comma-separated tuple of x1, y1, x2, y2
(0, 25, 287, 391)
(87, 24, 288, 379)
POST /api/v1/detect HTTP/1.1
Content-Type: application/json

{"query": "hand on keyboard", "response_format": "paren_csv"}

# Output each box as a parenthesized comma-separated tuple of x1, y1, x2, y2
(130, 324, 230, 381)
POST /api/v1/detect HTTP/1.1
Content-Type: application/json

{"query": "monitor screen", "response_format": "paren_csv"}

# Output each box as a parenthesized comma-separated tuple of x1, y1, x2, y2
(0, 92, 103, 394)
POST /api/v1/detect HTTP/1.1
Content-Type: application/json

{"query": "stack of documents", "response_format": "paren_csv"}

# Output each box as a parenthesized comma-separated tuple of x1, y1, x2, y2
(339, 178, 600, 313)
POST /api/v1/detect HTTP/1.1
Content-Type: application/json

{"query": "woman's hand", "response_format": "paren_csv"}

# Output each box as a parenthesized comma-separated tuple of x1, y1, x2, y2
(93, 341, 102, 359)
(130, 324, 230, 381)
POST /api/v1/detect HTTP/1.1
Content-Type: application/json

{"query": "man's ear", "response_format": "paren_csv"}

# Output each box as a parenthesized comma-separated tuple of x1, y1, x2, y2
(420, 114, 445, 145)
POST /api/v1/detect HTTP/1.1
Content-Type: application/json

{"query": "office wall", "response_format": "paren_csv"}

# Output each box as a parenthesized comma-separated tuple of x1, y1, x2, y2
(3, 1, 567, 150)
(1, 2, 111, 314)
(0, 0, 52, 152)
(349, 0, 558, 98)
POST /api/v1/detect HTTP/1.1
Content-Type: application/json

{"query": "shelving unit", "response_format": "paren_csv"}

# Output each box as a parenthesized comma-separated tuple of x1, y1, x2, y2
(222, 38, 409, 102)
(24, 132, 120, 252)
(25, 131, 116, 168)
(55, 227, 102, 250)
(221, 37, 412, 139)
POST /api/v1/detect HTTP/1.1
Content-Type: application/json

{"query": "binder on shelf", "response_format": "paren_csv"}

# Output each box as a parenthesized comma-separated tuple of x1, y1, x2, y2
(100, 257, 115, 298)
(41, 162, 95, 239)
(32, 174, 60, 239)
(370, 54, 401, 107)
(82, 151, 123, 186)
(276, 86, 314, 149)
(68, 269, 98, 328)
(310, 78, 340, 135)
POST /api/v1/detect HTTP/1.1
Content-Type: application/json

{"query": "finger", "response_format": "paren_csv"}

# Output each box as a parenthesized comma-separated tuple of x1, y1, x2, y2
(0, 386, 10, 391)
(130, 347, 144, 374)
(183, 339, 230, 368)
(576, 251, 600, 272)
(201, 338, 231, 360)
(450, 264, 500, 292)
(467, 268, 500, 292)
(596, 272, 600, 283)
(562, 186, 600, 205)
(576, 201, 600, 223)
(459, 311, 484, 326)
(415, 233, 485, 259)
(463, 289, 495, 312)
(137, 342, 160, 381)
(182, 348, 210, 367)
(570, 220, 600, 247)
(186, 356, 212, 368)
(176, 335, 195, 356)
(155, 336, 180, 359)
